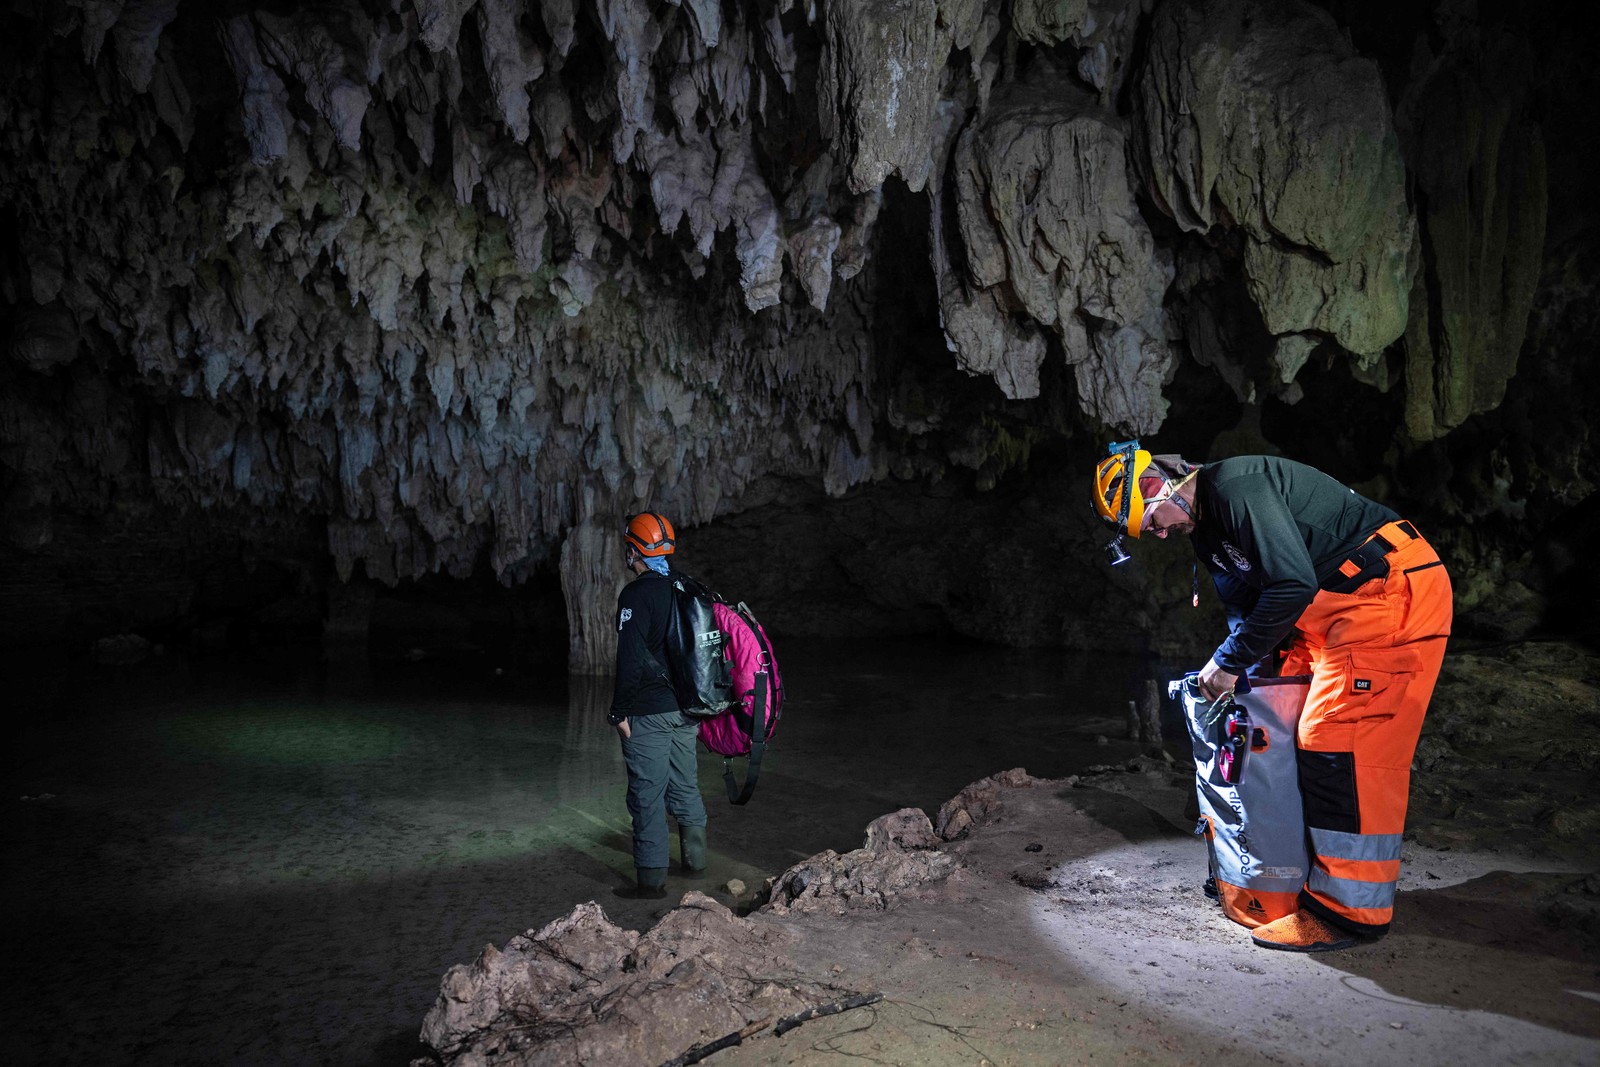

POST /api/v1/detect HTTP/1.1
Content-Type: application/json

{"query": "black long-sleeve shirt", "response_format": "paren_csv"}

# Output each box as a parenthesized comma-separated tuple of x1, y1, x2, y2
(1191, 456, 1398, 673)
(607, 569, 680, 722)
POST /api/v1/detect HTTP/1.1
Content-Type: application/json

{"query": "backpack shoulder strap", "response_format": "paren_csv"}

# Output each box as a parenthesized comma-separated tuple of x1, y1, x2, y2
(722, 601, 777, 805)
(736, 602, 780, 713)
(722, 667, 769, 805)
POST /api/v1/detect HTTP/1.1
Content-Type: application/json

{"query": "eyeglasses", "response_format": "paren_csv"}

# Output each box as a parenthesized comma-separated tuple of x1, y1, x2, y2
(1140, 488, 1175, 534)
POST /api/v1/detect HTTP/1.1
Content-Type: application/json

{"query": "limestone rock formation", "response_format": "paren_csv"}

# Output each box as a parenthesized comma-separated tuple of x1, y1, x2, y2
(951, 68, 1175, 430)
(558, 518, 628, 673)
(2, 0, 896, 608)
(935, 766, 1041, 840)
(1133, 0, 1415, 372)
(761, 807, 957, 915)
(1397, 27, 1548, 441)
(0, 0, 1572, 658)
(817, 0, 977, 195)
(419, 893, 824, 1066)
(1012, 0, 1150, 102)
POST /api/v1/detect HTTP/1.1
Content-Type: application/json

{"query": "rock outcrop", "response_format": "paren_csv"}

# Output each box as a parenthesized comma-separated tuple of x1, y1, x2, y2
(761, 807, 957, 915)
(419, 893, 825, 1066)
(935, 766, 1042, 840)
(1133, 0, 1415, 382)
(415, 807, 965, 1064)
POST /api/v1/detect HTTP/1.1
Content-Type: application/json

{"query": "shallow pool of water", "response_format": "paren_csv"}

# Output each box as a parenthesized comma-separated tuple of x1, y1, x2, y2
(6, 639, 1168, 1066)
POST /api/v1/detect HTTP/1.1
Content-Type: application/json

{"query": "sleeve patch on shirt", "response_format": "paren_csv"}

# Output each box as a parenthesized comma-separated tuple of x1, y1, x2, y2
(618, 607, 633, 631)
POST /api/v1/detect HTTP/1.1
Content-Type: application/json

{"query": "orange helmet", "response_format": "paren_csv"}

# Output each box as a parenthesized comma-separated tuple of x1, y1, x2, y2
(625, 512, 676, 557)
(1093, 441, 1154, 539)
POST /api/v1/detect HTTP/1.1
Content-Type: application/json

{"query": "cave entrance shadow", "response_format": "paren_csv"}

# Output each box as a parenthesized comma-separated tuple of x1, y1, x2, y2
(1311, 870, 1600, 1039)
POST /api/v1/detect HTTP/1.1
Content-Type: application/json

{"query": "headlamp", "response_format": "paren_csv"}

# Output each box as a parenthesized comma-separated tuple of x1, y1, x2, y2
(1102, 438, 1141, 566)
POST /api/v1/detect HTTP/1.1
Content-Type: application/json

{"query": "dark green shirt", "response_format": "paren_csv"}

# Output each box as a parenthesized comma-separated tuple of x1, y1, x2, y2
(1191, 456, 1398, 672)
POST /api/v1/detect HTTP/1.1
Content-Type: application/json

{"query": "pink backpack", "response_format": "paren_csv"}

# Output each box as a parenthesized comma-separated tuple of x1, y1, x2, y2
(701, 600, 783, 804)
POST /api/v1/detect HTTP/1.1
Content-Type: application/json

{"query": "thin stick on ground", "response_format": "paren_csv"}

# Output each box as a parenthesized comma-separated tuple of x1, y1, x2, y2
(774, 992, 885, 1036)
(657, 1017, 770, 1067)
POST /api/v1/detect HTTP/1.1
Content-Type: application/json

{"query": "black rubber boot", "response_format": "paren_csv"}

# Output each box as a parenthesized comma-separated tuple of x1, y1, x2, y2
(679, 825, 707, 874)
(613, 867, 669, 900)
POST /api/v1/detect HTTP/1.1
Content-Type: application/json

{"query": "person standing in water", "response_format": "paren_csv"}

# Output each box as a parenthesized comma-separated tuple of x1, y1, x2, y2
(606, 512, 708, 899)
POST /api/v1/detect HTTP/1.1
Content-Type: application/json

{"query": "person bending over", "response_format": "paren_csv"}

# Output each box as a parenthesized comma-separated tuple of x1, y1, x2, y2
(1094, 444, 1452, 952)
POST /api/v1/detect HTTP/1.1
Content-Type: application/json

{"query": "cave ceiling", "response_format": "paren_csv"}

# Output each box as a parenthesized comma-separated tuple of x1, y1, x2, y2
(0, 0, 1574, 588)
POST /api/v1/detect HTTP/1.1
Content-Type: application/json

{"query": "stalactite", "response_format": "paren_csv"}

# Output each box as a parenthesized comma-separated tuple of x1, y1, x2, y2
(0, 0, 1562, 627)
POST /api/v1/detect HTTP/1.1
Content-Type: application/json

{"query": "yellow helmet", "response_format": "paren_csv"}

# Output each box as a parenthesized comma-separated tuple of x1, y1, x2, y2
(1093, 441, 1153, 539)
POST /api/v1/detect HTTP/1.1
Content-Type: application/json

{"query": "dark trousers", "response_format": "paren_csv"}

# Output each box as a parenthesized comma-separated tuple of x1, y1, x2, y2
(620, 710, 706, 874)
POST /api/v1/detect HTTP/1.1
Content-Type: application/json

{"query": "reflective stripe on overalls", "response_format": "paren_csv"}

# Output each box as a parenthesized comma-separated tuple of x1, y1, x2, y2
(1280, 520, 1453, 937)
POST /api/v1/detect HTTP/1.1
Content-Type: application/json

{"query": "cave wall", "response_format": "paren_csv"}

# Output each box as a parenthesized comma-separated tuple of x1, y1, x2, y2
(0, 0, 1593, 657)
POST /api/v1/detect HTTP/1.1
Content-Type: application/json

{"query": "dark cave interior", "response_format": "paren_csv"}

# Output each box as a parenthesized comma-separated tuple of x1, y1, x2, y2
(3, 0, 1599, 1063)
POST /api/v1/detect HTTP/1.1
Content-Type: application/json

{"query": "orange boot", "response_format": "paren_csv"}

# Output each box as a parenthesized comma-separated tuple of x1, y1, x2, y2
(1251, 909, 1362, 952)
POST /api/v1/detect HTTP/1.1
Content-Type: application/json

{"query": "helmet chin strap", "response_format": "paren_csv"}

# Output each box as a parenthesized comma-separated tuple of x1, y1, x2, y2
(1127, 460, 1203, 608)
(1155, 468, 1198, 520)
(1154, 468, 1202, 608)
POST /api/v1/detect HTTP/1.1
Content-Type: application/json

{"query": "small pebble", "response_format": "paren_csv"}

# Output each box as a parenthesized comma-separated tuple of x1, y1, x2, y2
(1024, 843, 1043, 853)
(725, 878, 746, 896)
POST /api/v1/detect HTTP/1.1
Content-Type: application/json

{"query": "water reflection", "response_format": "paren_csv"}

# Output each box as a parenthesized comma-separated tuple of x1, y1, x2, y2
(7, 640, 1151, 1066)
(560, 671, 623, 805)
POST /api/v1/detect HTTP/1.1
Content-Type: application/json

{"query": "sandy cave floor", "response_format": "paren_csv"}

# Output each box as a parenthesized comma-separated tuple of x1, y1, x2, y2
(622, 772, 1600, 1067)
(474, 636, 1600, 1067)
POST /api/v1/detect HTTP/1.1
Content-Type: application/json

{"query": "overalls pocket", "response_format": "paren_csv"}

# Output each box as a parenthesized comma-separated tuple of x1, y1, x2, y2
(1338, 647, 1420, 726)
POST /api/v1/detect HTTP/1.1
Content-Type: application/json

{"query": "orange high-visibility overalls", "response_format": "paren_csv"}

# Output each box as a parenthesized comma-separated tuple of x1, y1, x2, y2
(1281, 520, 1453, 936)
